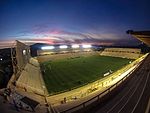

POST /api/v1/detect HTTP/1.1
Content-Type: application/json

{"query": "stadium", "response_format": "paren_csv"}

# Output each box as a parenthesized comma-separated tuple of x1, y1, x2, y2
(0, 30, 148, 113)
(0, 0, 150, 112)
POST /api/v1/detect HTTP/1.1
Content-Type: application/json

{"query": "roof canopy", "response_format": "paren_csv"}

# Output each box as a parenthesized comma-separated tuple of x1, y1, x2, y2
(127, 30, 150, 46)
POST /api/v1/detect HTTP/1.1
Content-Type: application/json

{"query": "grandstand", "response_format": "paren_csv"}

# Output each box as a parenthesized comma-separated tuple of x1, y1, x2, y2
(37, 51, 97, 63)
(37, 45, 92, 56)
(16, 58, 47, 95)
(100, 48, 141, 59)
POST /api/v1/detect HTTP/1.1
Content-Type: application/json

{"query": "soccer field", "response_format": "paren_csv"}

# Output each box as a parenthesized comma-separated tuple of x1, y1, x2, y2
(41, 55, 132, 94)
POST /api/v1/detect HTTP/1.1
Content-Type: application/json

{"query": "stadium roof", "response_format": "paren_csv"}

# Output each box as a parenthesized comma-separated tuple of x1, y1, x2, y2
(127, 30, 150, 46)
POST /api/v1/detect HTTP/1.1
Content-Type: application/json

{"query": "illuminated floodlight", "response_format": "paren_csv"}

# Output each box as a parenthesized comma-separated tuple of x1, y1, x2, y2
(59, 45, 68, 49)
(71, 44, 79, 48)
(41, 46, 55, 50)
(23, 50, 26, 55)
(82, 44, 92, 48)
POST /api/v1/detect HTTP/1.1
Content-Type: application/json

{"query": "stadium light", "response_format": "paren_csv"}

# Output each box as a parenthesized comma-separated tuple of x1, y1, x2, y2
(82, 44, 92, 48)
(71, 44, 79, 48)
(59, 45, 68, 49)
(41, 46, 55, 50)
(23, 50, 26, 55)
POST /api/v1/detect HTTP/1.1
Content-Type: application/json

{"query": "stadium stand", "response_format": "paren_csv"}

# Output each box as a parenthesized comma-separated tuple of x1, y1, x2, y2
(37, 51, 97, 63)
(100, 48, 141, 59)
(37, 47, 92, 56)
(16, 57, 47, 96)
(37, 48, 142, 63)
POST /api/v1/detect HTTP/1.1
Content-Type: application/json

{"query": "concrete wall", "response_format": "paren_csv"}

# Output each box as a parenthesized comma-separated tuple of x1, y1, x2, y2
(16, 40, 31, 71)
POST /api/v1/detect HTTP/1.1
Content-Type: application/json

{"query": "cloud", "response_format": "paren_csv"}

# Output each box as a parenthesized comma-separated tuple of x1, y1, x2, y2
(0, 24, 139, 48)
(0, 40, 15, 49)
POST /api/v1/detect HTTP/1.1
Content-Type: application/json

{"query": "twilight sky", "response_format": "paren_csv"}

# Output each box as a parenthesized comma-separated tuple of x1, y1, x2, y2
(0, 0, 150, 48)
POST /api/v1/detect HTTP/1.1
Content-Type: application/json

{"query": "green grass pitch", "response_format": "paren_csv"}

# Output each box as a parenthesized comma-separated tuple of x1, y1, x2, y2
(41, 55, 132, 94)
